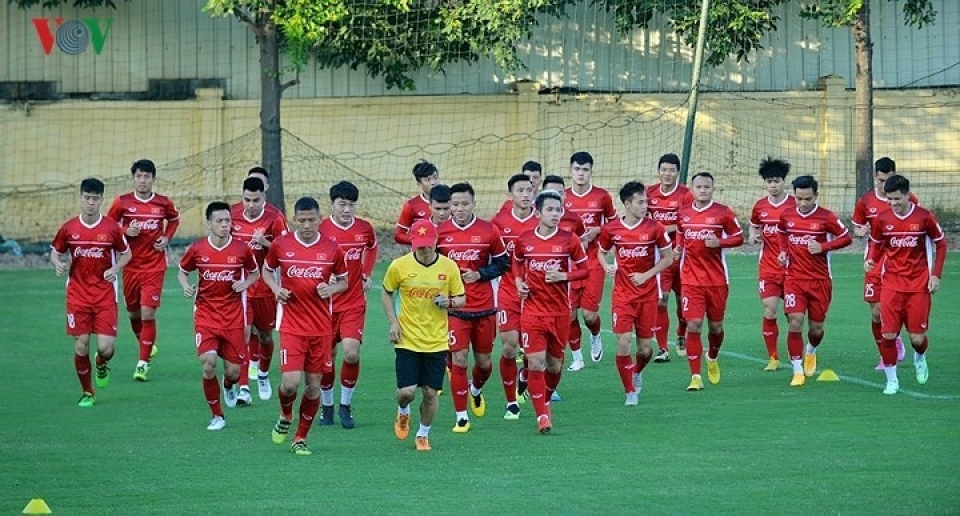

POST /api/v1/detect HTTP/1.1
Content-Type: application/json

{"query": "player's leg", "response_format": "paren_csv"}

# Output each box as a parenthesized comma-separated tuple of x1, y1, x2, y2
(802, 281, 831, 377)
(413, 351, 445, 451)
(612, 306, 637, 403)
(253, 294, 278, 383)
(338, 336, 362, 429)
(220, 327, 244, 405)
(704, 286, 729, 385)
(876, 289, 904, 394)
(520, 314, 551, 430)
(67, 305, 96, 405)
(318, 342, 337, 426)
(135, 271, 163, 376)
(468, 315, 495, 418)
(273, 333, 303, 442)
(567, 301, 585, 370)
(654, 265, 673, 360)
(904, 291, 931, 386)
(583, 267, 605, 362)
(759, 278, 783, 371)
(497, 308, 522, 418)
(90, 302, 118, 389)
(630, 298, 657, 401)
(672, 267, 687, 351)
(289, 337, 329, 455)
(448, 317, 472, 432)
(121, 269, 142, 342)
(198, 349, 226, 429)
(543, 316, 568, 406)
(681, 287, 706, 391)
(394, 349, 419, 441)
(785, 308, 807, 387)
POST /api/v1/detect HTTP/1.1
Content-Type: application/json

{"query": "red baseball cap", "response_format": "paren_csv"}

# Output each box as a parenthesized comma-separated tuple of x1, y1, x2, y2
(409, 220, 438, 248)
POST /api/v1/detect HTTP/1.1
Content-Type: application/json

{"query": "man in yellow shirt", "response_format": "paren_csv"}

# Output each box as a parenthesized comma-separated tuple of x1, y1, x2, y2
(381, 219, 466, 451)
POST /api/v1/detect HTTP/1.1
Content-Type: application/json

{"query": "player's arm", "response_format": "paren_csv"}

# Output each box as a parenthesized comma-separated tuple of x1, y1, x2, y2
(819, 223, 853, 252)
(477, 252, 510, 282)
(394, 203, 413, 245)
(776, 217, 789, 264)
(234, 263, 260, 292)
(595, 227, 616, 275)
(361, 232, 379, 290)
(261, 246, 291, 302)
(318, 251, 349, 298)
(928, 216, 947, 293)
(49, 227, 70, 276)
(651, 228, 675, 275)
(851, 200, 869, 238)
(438, 264, 467, 308)
(748, 205, 762, 244)
(717, 213, 744, 248)
(554, 234, 590, 282)
(512, 251, 529, 297)
(380, 264, 403, 343)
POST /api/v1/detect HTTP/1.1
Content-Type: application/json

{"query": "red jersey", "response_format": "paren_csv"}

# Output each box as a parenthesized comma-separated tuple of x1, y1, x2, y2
(179, 236, 258, 330)
(564, 185, 616, 264)
(394, 194, 431, 245)
(491, 207, 539, 307)
(868, 204, 946, 293)
(264, 233, 348, 337)
(778, 205, 852, 281)
(749, 195, 796, 279)
(318, 216, 378, 313)
(513, 228, 588, 316)
(646, 183, 695, 234)
(675, 201, 744, 287)
(52, 215, 130, 307)
(106, 192, 180, 273)
(852, 189, 920, 275)
(437, 216, 507, 312)
(598, 217, 672, 302)
(230, 203, 288, 298)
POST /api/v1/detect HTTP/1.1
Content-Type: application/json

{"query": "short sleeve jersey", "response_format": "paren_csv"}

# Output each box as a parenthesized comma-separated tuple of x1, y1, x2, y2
(318, 216, 378, 313)
(383, 253, 465, 353)
(513, 228, 588, 316)
(778, 205, 850, 281)
(869, 204, 945, 293)
(597, 217, 672, 302)
(491, 207, 539, 308)
(436, 216, 507, 312)
(229, 202, 288, 298)
(106, 192, 179, 272)
(52, 215, 130, 307)
(750, 195, 796, 280)
(676, 201, 743, 287)
(564, 185, 616, 264)
(178, 236, 258, 330)
(646, 183, 695, 234)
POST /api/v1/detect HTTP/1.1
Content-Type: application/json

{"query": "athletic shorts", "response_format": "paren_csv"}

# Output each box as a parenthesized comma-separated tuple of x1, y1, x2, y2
(279, 333, 334, 374)
(448, 313, 496, 354)
(520, 313, 569, 359)
(880, 289, 930, 335)
(66, 302, 118, 337)
(248, 294, 277, 333)
(497, 301, 521, 333)
(758, 274, 785, 300)
(681, 285, 729, 322)
(122, 269, 165, 312)
(195, 325, 245, 365)
(784, 279, 832, 323)
(612, 294, 658, 339)
(659, 260, 682, 298)
(334, 307, 366, 343)
(395, 348, 447, 390)
(863, 272, 882, 304)
(578, 266, 606, 313)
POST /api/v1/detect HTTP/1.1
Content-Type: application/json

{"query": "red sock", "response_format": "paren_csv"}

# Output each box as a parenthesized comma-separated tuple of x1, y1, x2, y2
(634, 350, 650, 374)
(95, 354, 107, 367)
(914, 336, 929, 355)
(685, 332, 703, 375)
(762, 318, 779, 359)
(202, 376, 223, 417)
(527, 370, 548, 418)
(569, 319, 582, 351)
(341, 359, 360, 389)
(707, 330, 724, 360)
(880, 336, 898, 366)
(499, 356, 518, 403)
(655, 306, 670, 351)
(544, 369, 562, 397)
(130, 317, 142, 339)
(74, 353, 93, 394)
(320, 367, 336, 391)
(787, 331, 804, 360)
(295, 395, 320, 441)
(248, 332, 261, 363)
(238, 354, 250, 388)
(871, 320, 883, 346)
(471, 363, 492, 391)
(258, 336, 275, 373)
(223, 375, 237, 389)
(451, 364, 469, 412)
(279, 388, 297, 419)
(586, 317, 601, 336)
(615, 355, 634, 393)
(808, 330, 823, 348)
(138, 319, 156, 362)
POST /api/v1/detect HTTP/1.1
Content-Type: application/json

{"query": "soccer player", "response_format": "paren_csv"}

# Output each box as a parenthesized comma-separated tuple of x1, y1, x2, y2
(317, 181, 378, 429)
(498, 161, 543, 213)
(852, 157, 911, 369)
(865, 175, 946, 395)
(382, 220, 466, 451)
(437, 182, 509, 432)
(646, 153, 695, 362)
(777, 175, 853, 387)
(514, 190, 589, 433)
(106, 159, 180, 382)
(230, 176, 288, 403)
(263, 197, 348, 455)
(394, 160, 440, 245)
(675, 172, 744, 391)
(747, 157, 796, 371)
(564, 151, 617, 368)
(51, 178, 132, 407)
(597, 181, 673, 405)
(177, 202, 260, 430)
(491, 173, 538, 419)
(428, 184, 453, 226)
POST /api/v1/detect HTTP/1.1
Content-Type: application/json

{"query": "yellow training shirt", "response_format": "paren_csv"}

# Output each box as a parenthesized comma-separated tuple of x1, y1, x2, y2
(383, 252, 465, 353)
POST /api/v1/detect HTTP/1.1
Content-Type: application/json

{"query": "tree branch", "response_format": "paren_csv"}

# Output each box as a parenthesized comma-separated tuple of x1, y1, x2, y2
(232, 7, 261, 37)
(280, 71, 301, 94)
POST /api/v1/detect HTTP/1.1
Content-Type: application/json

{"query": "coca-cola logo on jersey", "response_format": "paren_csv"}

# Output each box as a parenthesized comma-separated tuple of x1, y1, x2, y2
(618, 246, 649, 258)
(580, 213, 596, 225)
(130, 219, 160, 231)
(448, 249, 481, 262)
(343, 248, 363, 261)
(651, 211, 677, 222)
(73, 247, 105, 258)
(287, 265, 325, 279)
(505, 241, 516, 253)
(408, 287, 441, 299)
(763, 224, 778, 236)
(683, 229, 714, 241)
(202, 270, 236, 282)
(529, 259, 562, 272)
(788, 234, 816, 246)
(890, 235, 919, 248)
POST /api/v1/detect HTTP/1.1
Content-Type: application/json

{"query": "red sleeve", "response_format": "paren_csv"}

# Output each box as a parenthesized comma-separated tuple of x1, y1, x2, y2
(682, 190, 695, 207)
(271, 214, 289, 238)
(851, 198, 868, 226)
(777, 215, 789, 252)
(106, 198, 123, 224)
(603, 192, 616, 221)
(566, 233, 589, 281)
(821, 216, 852, 252)
(597, 226, 612, 252)
(719, 209, 744, 248)
(575, 219, 586, 237)
(674, 224, 685, 250)
(928, 213, 947, 278)
(163, 198, 181, 240)
(362, 229, 378, 278)
(394, 202, 413, 244)
(264, 241, 280, 270)
(749, 202, 761, 227)
(52, 224, 69, 254)
(333, 247, 349, 278)
(655, 223, 672, 249)
(113, 226, 130, 254)
(243, 247, 258, 274)
(866, 221, 884, 263)
(489, 225, 507, 257)
(179, 244, 196, 272)
(511, 239, 526, 279)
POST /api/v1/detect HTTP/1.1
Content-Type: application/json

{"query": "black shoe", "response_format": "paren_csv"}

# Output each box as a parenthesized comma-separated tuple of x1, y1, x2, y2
(517, 368, 528, 398)
(317, 404, 335, 426)
(339, 404, 355, 429)
(654, 349, 671, 363)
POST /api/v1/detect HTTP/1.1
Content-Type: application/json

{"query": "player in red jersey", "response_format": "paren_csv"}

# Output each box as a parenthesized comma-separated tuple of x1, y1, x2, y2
(106, 159, 180, 382)
(394, 161, 440, 245)
(866, 175, 946, 395)
(438, 182, 509, 432)
(777, 175, 853, 387)
(514, 190, 589, 433)
(491, 173, 538, 418)
(177, 202, 260, 430)
(263, 197, 348, 455)
(498, 161, 543, 213)
(51, 178, 132, 408)
(852, 157, 912, 369)
(317, 181, 378, 429)
(229, 176, 288, 403)
(747, 157, 796, 372)
(646, 153, 695, 362)
(597, 181, 673, 405)
(675, 172, 744, 391)
(564, 151, 617, 369)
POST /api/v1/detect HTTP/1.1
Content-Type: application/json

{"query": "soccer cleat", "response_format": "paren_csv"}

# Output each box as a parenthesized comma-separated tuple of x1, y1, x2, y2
(517, 370, 528, 401)
(567, 360, 585, 372)
(803, 352, 817, 377)
(537, 414, 552, 434)
(206, 416, 226, 431)
(95, 363, 110, 388)
(633, 372, 644, 393)
(248, 360, 260, 381)
(764, 358, 780, 372)
(415, 436, 432, 451)
(291, 440, 312, 456)
(470, 391, 486, 417)
(452, 418, 471, 433)
(790, 373, 805, 387)
(686, 375, 704, 391)
(883, 379, 900, 395)
(133, 362, 149, 382)
(707, 359, 721, 385)
(654, 349, 670, 363)
(77, 393, 96, 408)
(503, 404, 520, 420)
(223, 384, 238, 408)
(257, 374, 272, 401)
(339, 404, 355, 429)
(551, 391, 562, 402)
(515, 349, 525, 364)
(675, 337, 687, 358)
(590, 334, 604, 362)
(150, 344, 159, 359)
(915, 355, 929, 385)
(271, 416, 292, 444)
(237, 387, 253, 406)
(394, 413, 410, 440)
(318, 405, 335, 426)
(624, 392, 639, 406)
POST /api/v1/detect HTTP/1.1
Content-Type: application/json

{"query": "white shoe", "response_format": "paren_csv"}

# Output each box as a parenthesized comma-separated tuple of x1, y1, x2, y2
(883, 379, 900, 395)
(590, 335, 604, 362)
(207, 416, 226, 430)
(567, 360, 585, 372)
(257, 374, 273, 401)
(624, 391, 639, 406)
(223, 384, 238, 408)
(248, 360, 260, 380)
(915, 355, 929, 384)
(237, 387, 253, 405)
(632, 371, 644, 393)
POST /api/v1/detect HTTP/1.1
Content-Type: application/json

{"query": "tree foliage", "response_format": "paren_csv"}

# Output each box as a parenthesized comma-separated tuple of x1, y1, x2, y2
(799, 0, 936, 28)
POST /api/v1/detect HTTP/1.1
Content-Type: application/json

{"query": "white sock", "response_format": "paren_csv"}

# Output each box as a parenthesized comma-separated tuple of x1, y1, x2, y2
(805, 344, 816, 355)
(320, 388, 334, 406)
(455, 410, 469, 421)
(137, 360, 149, 367)
(249, 359, 259, 369)
(572, 349, 584, 362)
(340, 386, 355, 406)
(417, 423, 430, 437)
(791, 359, 803, 374)
(884, 365, 898, 383)
(915, 351, 925, 363)
(398, 405, 411, 416)
(469, 383, 481, 397)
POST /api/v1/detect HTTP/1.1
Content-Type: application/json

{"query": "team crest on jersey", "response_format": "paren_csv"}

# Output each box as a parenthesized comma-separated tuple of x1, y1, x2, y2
(201, 256, 210, 262)
(234, 225, 242, 231)
(640, 234, 649, 241)
(588, 201, 598, 208)
(471, 236, 482, 243)
(886, 225, 894, 230)
(650, 199, 659, 205)
(129, 207, 137, 213)
(152, 208, 163, 214)
(669, 201, 677, 207)
(761, 212, 768, 217)
(286, 252, 295, 257)
(438, 274, 447, 280)
(525, 246, 534, 251)
(787, 222, 795, 227)
(503, 228, 511, 233)
(97, 234, 109, 241)
(417, 211, 426, 217)
(705, 218, 716, 224)
(317, 253, 327, 260)
(564, 202, 573, 208)
(228, 256, 238, 264)
(869, 207, 877, 213)
(909, 224, 920, 231)
(552, 246, 563, 253)
(72, 234, 80, 239)
(614, 235, 622, 241)
(683, 217, 690, 222)
(355, 234, 366, 241)
(445, 236, 454, 242)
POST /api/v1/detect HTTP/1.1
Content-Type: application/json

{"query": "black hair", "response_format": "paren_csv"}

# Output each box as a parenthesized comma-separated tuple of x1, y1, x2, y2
(535, 190, 563, 211)
(242, 177, 265, 193)
(429, 184, 451, 203)
(80, 177, 105, 195)
(691, 171, 715, 183)
(413, 160, 438, 181)
(791, 175, 819, 194)
(542, 174, 565, 188)
(883, 174, 910, 195)
(875, 157, 896, 174)
(570, 151, 594, 166)
(658, 153, 681, 169)
(619, 181, 647, 203)
(449, 182, 475, 198)
(522, 161, 542, 173)
(507, 173, 532, 191)
(758, 157, 790, 180)
(294, 196, 321, 213)
(248, 166, 269, 178)
(329, 181, 359, 202)
(205, 201, 231, 220)
(131, 159, 156, 177)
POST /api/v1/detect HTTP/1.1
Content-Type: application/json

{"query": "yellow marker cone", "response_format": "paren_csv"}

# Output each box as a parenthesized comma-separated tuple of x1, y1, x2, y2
(23, 499, 52, 514)
(817, 369, 840, 382)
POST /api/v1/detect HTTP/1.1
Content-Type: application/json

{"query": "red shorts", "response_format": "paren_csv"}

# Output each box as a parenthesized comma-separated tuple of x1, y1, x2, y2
(681, 285, 729, 322)
(66, 302, 118, 337)
(784, 279, 832, 322)
(247, 295, 277, 333)
(195, 326, 245, 365)
(659, 260, 682, 298)
(880, 290, 930, 335)
(577, 266, 605, 313)
(497, 302, 521, 333)
(121, 269, 165, 312)
(449, 313, 496, 354)
(334, 307, 366, 343)
(612, 295, 658, 339)
(863, 272, 882, 303)
(520, 313, 569, 359)
(758, 275, 785, 300)
(280, 333, 334, 374)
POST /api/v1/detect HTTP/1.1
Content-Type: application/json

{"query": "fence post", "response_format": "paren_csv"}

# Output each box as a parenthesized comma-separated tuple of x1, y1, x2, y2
(817, 75, 851, 212)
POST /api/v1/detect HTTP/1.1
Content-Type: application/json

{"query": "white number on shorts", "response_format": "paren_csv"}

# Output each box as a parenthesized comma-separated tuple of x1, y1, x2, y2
(67, 313, 75, 329)
(865, 283, 875, 299)
(195, 333, 202, 349)
(758, 280, 765, 293)
(784, 293, 797, 308)
(612, 312, 617, 327)
(448, 331, 457, 346)
(681, 296, 689, 312)
(280, 348, 287, 365)
(497, 310, 507, 326)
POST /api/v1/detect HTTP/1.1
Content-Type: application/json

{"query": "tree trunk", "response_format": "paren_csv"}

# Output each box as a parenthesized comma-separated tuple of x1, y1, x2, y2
(853, 2, 874, 199)
(260, 4, 286, 213)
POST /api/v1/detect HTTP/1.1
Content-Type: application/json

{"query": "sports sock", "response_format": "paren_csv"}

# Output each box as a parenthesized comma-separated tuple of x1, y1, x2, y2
(527, 369, 548, 418)
(808, 330, 824, 348)
(544, 369, 562, 398)
(471, 363, 492, 391)
(676, 302, 687, 337)
(685, 332, 703, 375)
(499, 355, 518, 403)
(880, 336, 898, 366)
(320, 388, 334, 407)
(294, 395, 320, 441)
(320, 365, 336, 394)
(279, 389, 297, 419)
(615, 354, 634, 393)
(340, 359, 360, 405)
(237, 354, 250, 388)
(586, 317, 601, 336)
(130, 317, 142, 339)
(883, 365, 898, 383)
(634, 351, 650, 374)
(707, 330, 724, 360)
(75, 353, 93, 394)
(787, 331, 804, 360)
(569, 318, 582, 352)
(417, 423, 431, 437)
(451, 364, 469, 412)
(655, 305, 670, 351)
(203, 376, 223, 417)
(871, 320, 883, 347)
(138, 319, 156, 362)
(258, 336, 275, 373)
(762, 317, 779, 359)
(95, 353, 108, 367)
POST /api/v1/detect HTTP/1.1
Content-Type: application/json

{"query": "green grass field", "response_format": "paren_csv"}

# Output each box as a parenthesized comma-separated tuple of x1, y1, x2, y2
(2, 253, 958, 515)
